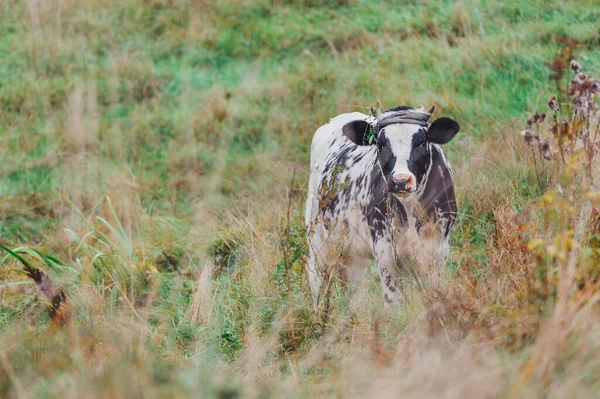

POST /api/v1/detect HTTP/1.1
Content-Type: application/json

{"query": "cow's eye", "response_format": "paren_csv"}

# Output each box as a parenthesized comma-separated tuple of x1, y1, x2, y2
(377, 141, 384, 150)
(414, 139, 427, 148)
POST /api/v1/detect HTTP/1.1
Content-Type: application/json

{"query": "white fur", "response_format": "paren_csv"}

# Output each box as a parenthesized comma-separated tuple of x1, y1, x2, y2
(383, 123, 421, 186)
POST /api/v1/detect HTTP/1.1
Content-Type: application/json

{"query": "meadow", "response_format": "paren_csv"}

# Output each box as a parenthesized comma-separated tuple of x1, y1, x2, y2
(1, 0, 600, 397)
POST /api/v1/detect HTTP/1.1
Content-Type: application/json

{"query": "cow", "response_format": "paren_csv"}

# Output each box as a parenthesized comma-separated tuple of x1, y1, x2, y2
(304, 105, 460, 306)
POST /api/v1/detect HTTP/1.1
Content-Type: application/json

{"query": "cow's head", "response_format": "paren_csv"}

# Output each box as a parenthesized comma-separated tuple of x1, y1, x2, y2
(342, 106, 459, 197)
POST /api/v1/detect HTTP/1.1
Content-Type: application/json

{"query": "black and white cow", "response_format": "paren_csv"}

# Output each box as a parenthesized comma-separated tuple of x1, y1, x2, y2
(305, 106, 460, 306)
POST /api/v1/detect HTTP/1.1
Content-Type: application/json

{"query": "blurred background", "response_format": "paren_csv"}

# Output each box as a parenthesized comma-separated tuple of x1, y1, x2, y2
(1, 0, 600, 397)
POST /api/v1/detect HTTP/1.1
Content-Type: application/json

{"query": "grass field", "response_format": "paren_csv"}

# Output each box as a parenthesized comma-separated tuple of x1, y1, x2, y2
(1, 0, 600, 397)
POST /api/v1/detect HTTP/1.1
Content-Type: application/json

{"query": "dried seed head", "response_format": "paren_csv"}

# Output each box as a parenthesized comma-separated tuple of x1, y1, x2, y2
(570, 60, 580, 73)
(540, 112, 547, 122)
(519, 129, 535, 145)
(548, 95, 561, 111)
(532, 112, 541, 124)
(591, 81, 600, 94)
(541, 140, 552, 160)
(576, 72, 587, 84)
(569, 80, 577, 96)
(560, 119, 572, 138)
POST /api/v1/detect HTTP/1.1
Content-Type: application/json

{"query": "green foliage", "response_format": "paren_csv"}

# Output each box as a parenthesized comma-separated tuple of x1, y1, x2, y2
(210, 234, 243, 277)
(218, 276, 251, 359)
(272, 216, 307, 295)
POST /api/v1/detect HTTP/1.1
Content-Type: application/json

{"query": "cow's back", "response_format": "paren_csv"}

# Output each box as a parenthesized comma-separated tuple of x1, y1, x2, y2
(305, 112, 371, 223)
(308, 112, 372, 171)
(305, 112, 377, 259)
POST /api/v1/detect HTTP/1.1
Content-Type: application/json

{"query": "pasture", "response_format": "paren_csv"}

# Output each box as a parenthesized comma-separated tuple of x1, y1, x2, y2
(1, 0, 600, 397)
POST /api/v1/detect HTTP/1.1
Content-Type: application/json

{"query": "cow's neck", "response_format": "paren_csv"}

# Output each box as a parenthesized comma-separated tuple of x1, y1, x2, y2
(393, 195, 419, 229)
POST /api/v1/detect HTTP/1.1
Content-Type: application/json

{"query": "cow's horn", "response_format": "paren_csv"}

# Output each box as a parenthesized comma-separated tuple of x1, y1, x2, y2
(427, 105, 435, 115)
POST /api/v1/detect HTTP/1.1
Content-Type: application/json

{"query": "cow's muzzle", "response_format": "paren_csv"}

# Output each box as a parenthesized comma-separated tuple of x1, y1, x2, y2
(389, 173, 415, 195)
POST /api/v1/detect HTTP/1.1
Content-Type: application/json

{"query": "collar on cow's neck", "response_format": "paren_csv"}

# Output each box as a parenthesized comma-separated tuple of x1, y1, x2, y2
(373, 108, 432, 135)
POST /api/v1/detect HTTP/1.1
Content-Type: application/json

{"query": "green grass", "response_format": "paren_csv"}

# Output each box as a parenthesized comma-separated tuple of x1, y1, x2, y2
(1, 0, 600, 397)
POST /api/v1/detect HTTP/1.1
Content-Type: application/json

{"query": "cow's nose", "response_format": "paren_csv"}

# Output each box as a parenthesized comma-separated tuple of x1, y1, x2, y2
(391, 173, 415, 192)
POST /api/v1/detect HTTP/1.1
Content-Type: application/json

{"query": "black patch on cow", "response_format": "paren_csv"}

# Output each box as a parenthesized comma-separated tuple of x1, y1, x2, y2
(415, 145, 457, 236)
(385, 105, 415, 113)
(320, 175, 353, 217)
(383, 293, 393, 304)
(323, 144, 351, 177)
(407, 128, 431, 186)
(355, 173, 366, 188)
(384, 273, 396, 292)
(319, 145, 357, 217)
(352, 152, 366, 163)
(376, 131, 396, 181)
(365, 165, 387, 240)
(366, 163, 408, 242)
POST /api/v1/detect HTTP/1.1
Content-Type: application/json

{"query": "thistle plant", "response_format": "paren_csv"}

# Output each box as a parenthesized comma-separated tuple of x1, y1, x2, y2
(511, 59, 600, 390)
(519, 60, 600, 187)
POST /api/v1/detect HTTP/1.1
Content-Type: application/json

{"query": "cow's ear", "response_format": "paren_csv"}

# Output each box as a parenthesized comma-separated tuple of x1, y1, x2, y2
(342, 120, 374, 146)
(427, 117, 460, 144)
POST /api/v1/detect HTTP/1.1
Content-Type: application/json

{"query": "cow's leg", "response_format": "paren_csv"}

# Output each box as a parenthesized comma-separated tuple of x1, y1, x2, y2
(372, 236, 403, 307)
(307, 242, 324, 308)
(309, 226, 363, 307)
(339, 255, 370, 287)
(416, 229, 451, 287)
(306, 226, 335, 308)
